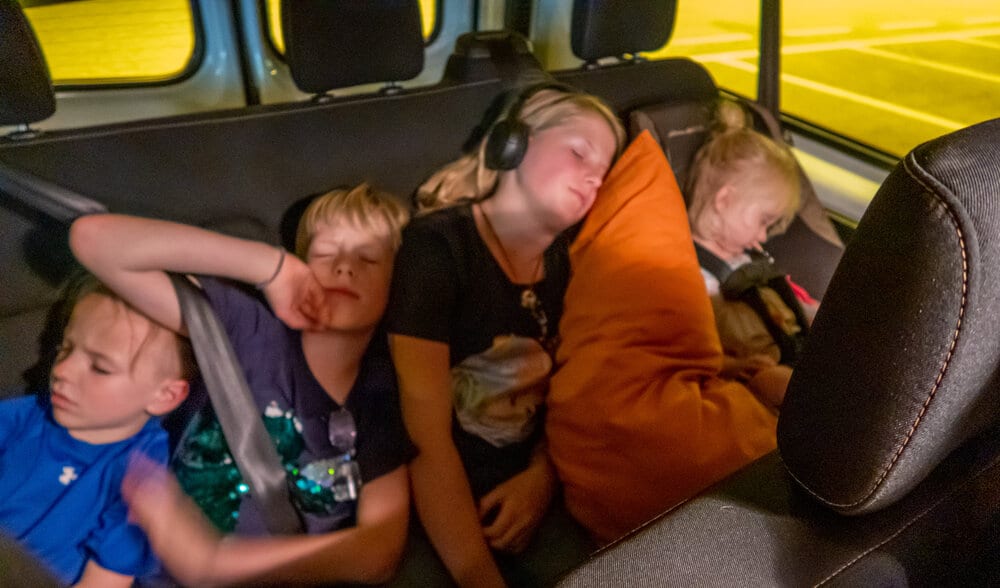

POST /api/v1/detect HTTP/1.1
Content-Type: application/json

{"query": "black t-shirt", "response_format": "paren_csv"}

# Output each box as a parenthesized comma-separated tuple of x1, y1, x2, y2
(386, 204, 570, 497)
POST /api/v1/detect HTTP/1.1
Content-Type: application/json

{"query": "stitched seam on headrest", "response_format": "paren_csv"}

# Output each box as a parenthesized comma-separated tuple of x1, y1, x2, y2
(861, 153, 968, 501)
(783, 152, 968, 510)
(813, 441, 1000, 586)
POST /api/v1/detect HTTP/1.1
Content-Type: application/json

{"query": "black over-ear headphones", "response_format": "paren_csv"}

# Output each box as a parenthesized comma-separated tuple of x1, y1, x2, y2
(483, 82, 579, 171)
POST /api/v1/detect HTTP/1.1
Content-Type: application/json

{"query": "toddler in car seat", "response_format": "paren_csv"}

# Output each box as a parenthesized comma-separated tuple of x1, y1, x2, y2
(686, 99, 817, 408)
(0, 274, 193, 587)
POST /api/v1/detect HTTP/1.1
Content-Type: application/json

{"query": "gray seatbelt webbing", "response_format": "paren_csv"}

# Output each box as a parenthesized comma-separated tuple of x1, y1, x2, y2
(169, 274, 303, 535)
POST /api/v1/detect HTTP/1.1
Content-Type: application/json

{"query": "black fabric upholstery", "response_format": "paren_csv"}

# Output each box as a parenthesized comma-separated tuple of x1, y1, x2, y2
(779, 118, 1000, 515)
(440, 30, 545, 85)
(559, 427, 1000, 586)
(554, 58, 716, 117)
(570, 0, 676, 61)
(280, 0, 424, 94)
(0, 0, 55, 126)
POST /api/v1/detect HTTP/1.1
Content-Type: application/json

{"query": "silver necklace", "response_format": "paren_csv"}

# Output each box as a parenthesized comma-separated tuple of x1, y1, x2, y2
(477, 204, 549, 341)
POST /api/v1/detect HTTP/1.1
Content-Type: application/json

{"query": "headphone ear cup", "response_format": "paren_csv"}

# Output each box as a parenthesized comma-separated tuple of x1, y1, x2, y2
(484, 119, 530, 170)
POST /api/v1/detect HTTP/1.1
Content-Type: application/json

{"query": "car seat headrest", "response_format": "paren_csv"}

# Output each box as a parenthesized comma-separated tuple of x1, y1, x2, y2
(281, 0, 424, 95)
(441, 30, 545, 85)
(0, 0, 55, 127)
(778, 117, 1000, 515)
(570, 0, 677, 63)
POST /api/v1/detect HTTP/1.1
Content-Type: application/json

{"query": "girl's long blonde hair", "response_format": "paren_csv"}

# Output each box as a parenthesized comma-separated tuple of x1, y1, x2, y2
(416, 86, 626, 213)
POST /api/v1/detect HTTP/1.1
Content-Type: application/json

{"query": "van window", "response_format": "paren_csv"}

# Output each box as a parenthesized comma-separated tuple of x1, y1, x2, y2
(265, 0, 440, 55)
(21, 0, 197, 86)
(650, 0, 1000, 157)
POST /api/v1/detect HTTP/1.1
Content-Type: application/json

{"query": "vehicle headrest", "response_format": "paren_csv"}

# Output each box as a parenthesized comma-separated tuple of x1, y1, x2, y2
(0, 0, 55, 126)
(570, 0, 677, 62)
(629, 100, 712, 196)
(440, 30, 545, 85)
(281, 0, 424, 94)
(778, 117, 1000, 515)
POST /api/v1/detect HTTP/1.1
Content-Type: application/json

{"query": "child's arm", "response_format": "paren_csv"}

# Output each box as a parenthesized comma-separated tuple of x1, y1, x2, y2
(73, 561, 133, 588)
(123, 455, 410, 585)
(69, 213, 326, 333)
(389, 334, 507, 588)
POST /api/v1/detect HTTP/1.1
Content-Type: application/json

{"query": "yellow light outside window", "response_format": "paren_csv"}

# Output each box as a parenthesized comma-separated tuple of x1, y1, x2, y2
(22, 0, 195, 85)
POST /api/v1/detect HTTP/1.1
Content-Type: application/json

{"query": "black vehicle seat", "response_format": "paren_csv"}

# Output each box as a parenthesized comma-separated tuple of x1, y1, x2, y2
(559, 117, 1000, 586)
(280, 0, 424, 99)
(0, 0, 55, 139)
(439, 30, 546, 86)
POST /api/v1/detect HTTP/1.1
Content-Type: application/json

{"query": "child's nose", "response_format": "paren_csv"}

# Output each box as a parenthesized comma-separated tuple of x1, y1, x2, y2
(51, 352, 76, 382)
(334, 258, 355, 276)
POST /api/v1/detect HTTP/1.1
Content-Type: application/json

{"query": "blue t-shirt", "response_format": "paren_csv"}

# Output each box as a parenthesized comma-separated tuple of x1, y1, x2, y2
(173, 277, 413, 536)
(0, 394, 166, 584)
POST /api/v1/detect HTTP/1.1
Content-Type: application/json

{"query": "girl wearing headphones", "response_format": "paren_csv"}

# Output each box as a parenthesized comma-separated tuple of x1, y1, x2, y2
(386, 84, 624, 587)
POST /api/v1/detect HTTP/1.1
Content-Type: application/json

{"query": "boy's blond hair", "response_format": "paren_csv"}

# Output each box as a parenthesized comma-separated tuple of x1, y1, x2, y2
(416, 87, 626, 213)
(687, 99, 800, 237)
(294, 183, 411, 258)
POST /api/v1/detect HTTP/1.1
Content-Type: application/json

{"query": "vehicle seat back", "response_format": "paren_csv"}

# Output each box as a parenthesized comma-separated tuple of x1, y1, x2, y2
(0, 0, 55, 134)
(570, 0, 676, 65)
(779, 116, 1000, 513)
(280, 0, 424, 96)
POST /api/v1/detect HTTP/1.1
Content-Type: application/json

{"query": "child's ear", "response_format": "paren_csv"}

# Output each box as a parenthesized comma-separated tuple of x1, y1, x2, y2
(712, 184, 735, 212)
(147, 379, 190, 416)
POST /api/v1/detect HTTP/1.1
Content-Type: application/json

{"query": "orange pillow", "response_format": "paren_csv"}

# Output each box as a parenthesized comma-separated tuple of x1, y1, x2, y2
(546, 131, 777, 545)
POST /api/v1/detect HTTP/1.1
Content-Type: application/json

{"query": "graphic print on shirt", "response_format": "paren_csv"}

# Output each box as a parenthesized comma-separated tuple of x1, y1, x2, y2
(452, 335, 551, 448)
(58, 466, 78, 485)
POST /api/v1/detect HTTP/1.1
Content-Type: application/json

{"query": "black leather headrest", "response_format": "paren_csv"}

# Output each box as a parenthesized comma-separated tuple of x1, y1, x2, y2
(779, 118, 1000, 515)
(0, 0, 55, 125)
(441, 30, 545, 85)
(281, 0, 424, 94)
(570, 0, 677, 62)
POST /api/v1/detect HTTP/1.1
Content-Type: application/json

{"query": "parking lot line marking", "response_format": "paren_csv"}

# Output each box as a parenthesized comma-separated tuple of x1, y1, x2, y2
(964, 16, 1000, 26)
(854, 47, 1000, 83)
(670, 33, 753, 46)
(785, 26, 853, 37)
(879, 20, 938, 31)
(958, 38, 1000, 50)
(718, 58, 966, 131)
(691, 26, 1000, 61)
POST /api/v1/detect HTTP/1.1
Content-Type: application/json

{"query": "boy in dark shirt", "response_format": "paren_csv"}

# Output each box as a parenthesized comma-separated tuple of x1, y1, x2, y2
(70, 183, 414, 585)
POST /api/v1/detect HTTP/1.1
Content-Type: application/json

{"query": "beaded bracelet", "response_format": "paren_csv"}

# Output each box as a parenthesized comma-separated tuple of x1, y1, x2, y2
(255, 247, 286, 290)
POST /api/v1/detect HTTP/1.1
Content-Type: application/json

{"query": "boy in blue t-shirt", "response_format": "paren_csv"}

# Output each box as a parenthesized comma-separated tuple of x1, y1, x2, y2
(0, 277, 193, 586)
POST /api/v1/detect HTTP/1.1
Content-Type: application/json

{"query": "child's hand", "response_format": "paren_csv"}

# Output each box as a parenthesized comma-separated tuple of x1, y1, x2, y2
(722, 353, 777, 382)
(122, 453, 220, 585)
(122, 452, 180, 537)
(261, 254, 329, 331)
(748, 364, 793, 410)
(477, 459, 556, 553)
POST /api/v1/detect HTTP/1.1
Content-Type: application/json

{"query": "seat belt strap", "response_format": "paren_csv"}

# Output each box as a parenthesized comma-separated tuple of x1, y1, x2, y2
(693, 242, 733, 283)
(170, 274, 302, 535)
